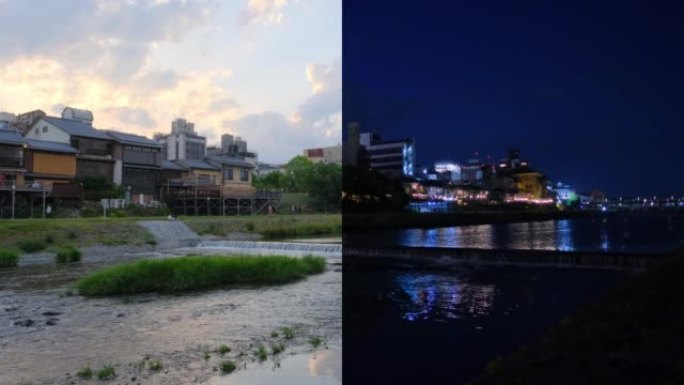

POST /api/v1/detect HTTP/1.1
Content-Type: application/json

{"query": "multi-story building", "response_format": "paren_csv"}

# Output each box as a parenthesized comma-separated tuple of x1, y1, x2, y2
(303, 145, 342, 164)
(26, 108, 116, 181)
(357, 131, 415, 178)
(221, 134, 234, 154)
(106, 130, 163, 203)
(0, 129, 27, 185)
(434, 160, 461, 182)
(156, 118, 207, 161)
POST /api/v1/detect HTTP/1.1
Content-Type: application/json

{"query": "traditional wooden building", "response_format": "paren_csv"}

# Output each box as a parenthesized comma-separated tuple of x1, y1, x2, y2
(0, 130, 26, 186)
(107, 130, 162, 204)
(26, 112, 115, 181)
(206, 156, 256, 196)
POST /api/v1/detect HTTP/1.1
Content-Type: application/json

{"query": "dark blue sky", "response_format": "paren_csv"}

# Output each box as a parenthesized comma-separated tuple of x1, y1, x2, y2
(343, 1, 684, 197)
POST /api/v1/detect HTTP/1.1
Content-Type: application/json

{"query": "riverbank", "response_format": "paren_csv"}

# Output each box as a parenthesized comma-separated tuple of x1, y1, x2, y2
(468, 247, 684, 385)
(343, 210, 596, 231)
(182, 214, 341, 239)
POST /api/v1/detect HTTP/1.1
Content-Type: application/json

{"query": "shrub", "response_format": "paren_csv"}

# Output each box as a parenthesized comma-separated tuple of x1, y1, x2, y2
(17, 239, 47, 253)
(0, 249, 19, 268)
(56, 246, 82, 263)
(66, 229, 78, 239)
(44, 234, 54, 244)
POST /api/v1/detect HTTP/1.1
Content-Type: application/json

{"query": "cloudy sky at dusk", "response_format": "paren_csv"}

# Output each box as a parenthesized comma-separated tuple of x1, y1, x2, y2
(0, 0, 340, 164)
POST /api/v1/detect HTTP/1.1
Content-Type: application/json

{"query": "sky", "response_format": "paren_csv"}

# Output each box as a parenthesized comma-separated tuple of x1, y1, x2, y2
(0, 0, 340, 164)
(343, 1, 684, 197)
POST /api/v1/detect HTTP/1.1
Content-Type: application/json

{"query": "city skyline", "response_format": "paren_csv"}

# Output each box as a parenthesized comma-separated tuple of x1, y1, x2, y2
(344, 1, 684, 197)
(0, 0, 341, 164)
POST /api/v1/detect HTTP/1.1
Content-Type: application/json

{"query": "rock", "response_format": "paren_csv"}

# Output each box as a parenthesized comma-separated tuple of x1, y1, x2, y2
(4, 306, 19, 312)
(43, 311, 62, 316)
(46, 318, 59, 325)
(117, 313, 125, 318)
(14, 319, 34, 327)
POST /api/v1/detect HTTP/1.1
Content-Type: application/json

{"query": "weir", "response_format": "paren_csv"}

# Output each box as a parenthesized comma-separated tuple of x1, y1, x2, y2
(197, 240, 342, 258)
(344, 246, 667, 270)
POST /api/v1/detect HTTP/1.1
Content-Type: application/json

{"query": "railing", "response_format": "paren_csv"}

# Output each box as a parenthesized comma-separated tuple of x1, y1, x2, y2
(0, 181, 53, 192)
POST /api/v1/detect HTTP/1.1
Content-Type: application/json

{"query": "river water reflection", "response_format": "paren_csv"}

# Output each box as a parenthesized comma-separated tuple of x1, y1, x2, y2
(346, 215, 684, 253)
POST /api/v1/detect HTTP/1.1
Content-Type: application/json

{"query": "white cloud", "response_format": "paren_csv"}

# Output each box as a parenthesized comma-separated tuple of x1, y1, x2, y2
(239, 0, 292, 26)
(222, 58, 340, 163)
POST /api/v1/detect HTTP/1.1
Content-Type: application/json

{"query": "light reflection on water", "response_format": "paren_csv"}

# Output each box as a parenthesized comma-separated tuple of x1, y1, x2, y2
(390, 272, 496, 322)
(212, 349, 341, 385)
(396, 216, 684, 253)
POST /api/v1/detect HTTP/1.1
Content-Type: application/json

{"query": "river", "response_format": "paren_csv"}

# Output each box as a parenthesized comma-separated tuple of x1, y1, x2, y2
(343, 213, 683, 385)
(0, 241, 341, 385)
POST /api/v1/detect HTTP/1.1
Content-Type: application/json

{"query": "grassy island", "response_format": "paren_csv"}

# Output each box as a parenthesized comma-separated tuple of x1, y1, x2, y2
(75, 255, 326, 296)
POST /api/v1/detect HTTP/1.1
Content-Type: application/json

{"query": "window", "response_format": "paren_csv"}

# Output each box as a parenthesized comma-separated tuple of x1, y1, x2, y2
(240, 168, 249, 182)
(35, 128, 39, 135)
(42, 125, 48, 133)
(223, 168, 234, 181)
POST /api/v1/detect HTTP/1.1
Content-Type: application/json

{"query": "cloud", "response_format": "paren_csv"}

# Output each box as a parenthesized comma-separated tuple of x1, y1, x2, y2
(0, 0, 216, 81)
(208, 98, 240, 113)
(222, 58, 341, 163)
(101, 107, 157, 128)
(239, 0, 292, 26)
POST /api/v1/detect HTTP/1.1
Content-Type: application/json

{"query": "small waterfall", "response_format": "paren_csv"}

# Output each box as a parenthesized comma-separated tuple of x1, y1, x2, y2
(197, 240, 342, 257)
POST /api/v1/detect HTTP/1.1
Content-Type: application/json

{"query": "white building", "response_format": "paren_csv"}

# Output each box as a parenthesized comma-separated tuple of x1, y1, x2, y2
(359, 132, 415, 178)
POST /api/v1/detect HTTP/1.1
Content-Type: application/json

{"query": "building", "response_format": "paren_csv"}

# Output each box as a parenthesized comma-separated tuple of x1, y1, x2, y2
(513, 171, 547, 200)
(14, 110, 46, 135)
(24, 139, 78, 185)
(434, 160, 461, 182)
(357, 131, 415, 178)
(0, 112, 17, 131)
(221, 134, 234, 154)
(303, 145, 342, 164)
(106, 130, 163, 204)
(156, 118, 207, 161)
(0, 129, 27, 186)
(206, 156, 256, 196)
(25, 108, 116, 181)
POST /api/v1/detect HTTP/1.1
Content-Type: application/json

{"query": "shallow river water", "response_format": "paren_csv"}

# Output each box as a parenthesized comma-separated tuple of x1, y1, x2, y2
(0, 245, 341, 385)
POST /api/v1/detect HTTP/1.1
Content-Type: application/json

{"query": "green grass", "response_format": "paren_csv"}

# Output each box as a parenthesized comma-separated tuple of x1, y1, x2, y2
(55, 246, 82, 263)
(0, 217, 157, 249)
(220, 360, 237, 374)
(271, 330, 279, 338)
(0, 249, 19, 268)
(17, 239, 47, 253)
(148, 360, 163, 372)
(254, 345, 268, 361)
(96, 365, 116, 380)
(216, 344, 231, 355)
(309, 336, 323, 348)
(271, 343, 285, 355)
(183, 214, 341, 239)
(75, 255, 327, 296)
(77, 366, 93, 379)
(281, 327, 295, 340)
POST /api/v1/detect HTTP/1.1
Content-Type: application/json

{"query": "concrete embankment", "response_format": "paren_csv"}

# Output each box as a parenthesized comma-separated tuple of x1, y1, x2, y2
(344, 246, 664, 270)
(138, 220, 200, 248)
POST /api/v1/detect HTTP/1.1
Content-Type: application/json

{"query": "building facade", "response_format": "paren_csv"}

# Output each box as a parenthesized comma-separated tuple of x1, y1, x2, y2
(156, 118, 207, 161)
(302, 145, 342, 164)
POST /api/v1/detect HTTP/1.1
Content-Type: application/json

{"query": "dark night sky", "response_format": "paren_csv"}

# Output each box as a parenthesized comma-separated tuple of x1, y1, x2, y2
(343, 1, 684, 197)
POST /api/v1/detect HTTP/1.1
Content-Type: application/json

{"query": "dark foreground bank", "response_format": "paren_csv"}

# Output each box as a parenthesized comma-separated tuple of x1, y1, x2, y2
(469, 247, 684, 385)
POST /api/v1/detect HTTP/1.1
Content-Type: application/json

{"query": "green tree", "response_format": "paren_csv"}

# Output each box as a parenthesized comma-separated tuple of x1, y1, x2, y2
(283, 156, 315, 193)
(253, 171, 284, 189)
